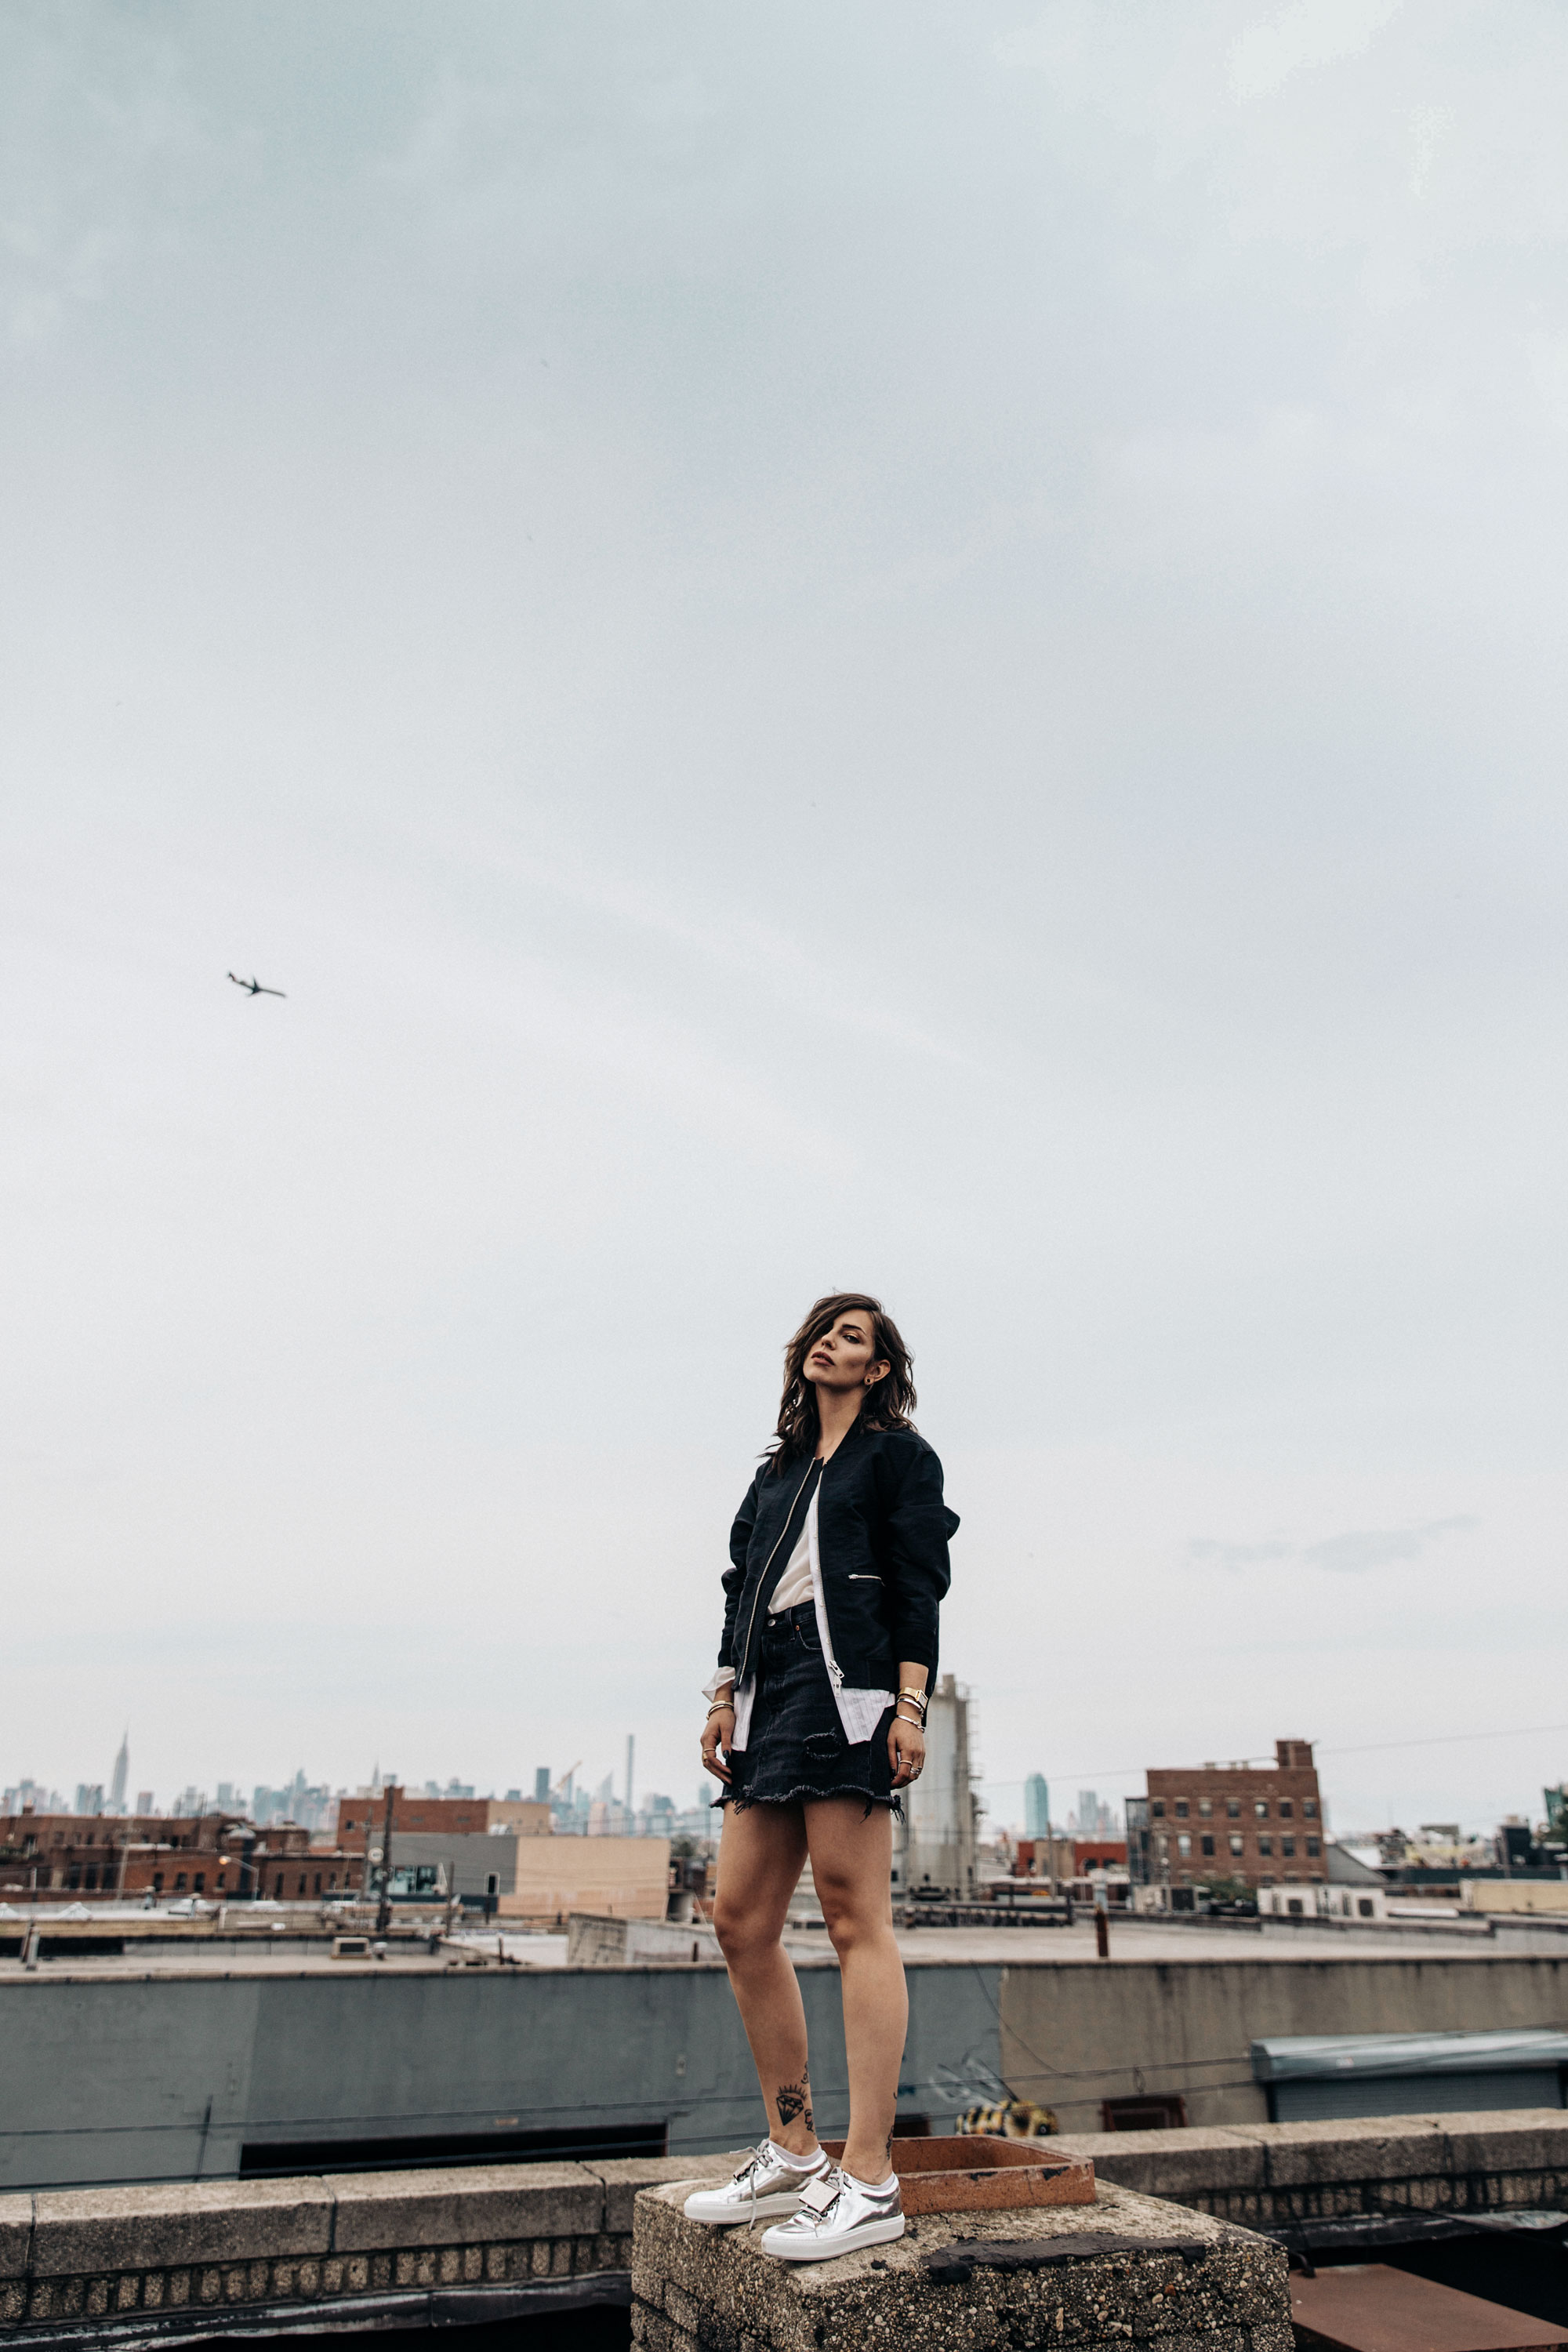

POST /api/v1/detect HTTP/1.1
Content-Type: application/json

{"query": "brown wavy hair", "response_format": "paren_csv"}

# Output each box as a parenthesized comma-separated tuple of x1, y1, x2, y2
(767, 1291, 917, 1468)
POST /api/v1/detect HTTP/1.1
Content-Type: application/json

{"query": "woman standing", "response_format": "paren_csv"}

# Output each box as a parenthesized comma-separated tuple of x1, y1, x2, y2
(684, 1293, 959, 2261)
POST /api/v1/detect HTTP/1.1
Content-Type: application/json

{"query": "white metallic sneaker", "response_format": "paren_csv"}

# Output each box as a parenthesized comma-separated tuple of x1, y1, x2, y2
(682, 2140, 832, 2226)
(759, 2163, 904, 2262)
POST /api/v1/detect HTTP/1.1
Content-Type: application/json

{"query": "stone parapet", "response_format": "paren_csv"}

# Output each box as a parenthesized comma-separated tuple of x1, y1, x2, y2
(1047, 2109, 1568, 2225)
(0, 2155, 740, 2343)
(631, 2176, 1290, 2352)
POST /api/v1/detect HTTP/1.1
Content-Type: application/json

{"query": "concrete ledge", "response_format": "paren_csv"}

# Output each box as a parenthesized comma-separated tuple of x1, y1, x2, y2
(0, 2209, 31, 2285)
(30, 2183, 336, 2277)
(631, 2175, 1290, 2352)
(0, 2155, 742, 2335)
(328, 2161, 602, 2252)
(1049, 2110, 1568, 2224)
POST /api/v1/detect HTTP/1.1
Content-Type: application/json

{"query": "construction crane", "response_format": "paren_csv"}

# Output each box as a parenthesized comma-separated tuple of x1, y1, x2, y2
(550, 1762, 583, 1799)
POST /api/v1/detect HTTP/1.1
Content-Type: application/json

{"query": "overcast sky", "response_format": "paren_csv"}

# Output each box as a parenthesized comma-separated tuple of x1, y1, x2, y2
(5, 0, 1568, 1836)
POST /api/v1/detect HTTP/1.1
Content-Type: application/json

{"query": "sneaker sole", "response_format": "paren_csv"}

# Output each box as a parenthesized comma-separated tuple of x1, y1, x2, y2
(760, 2214, 905, 2262)
(683, 2189, 816, 2225)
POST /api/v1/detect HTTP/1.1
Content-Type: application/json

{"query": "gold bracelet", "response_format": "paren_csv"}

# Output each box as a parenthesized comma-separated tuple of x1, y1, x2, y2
(898, 1687, 928, 1713)
(706, 1700, 734, 1719)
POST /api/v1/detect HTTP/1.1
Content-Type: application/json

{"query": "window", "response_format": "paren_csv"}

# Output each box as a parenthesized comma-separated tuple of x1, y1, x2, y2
(1174, 1799, 1189, 1819)
(1286, 1897, 1304, 1916)
(1151, 1799, 1165, 1818)
(175, 1872, 187, 1891)
(1198, 1798, 1213, 1818)
(1254, 1800, 1269, 1818)
(298, 1875, 307, 1896)
(84, 1865, 99, 1891)
(1279, 1800, 1294, 1819)
(1304, 1798, 1318, 1818)
(274, 1873, 284, 1896)
(1258, 1836, 1272, 1857)
(1305, 1838, 1321, 1858)
(1358, 1898, 1375, 1918)
(1229, 1835, 1244, 1857)
(65, 1865, 81, 1889)
(1200, 1835, 1214, 1857)
(314, 1874, 321, 1895)
(194, 1873, 205, 1893)
(1227, 1798, 1240, 1819)
(328, 1872, 337, 1890)
(1177, 1834, 1192, 1857)
(1281, 1838, 1295, 1858)
(152, 1871, 163, 1892)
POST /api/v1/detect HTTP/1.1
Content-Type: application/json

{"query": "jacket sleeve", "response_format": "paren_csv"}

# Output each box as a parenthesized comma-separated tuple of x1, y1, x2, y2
(884, 1443, 957, 1675)
(718, 1472, 761, 1671)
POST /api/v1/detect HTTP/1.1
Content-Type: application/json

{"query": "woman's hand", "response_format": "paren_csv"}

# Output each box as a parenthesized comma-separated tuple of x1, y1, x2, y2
(888, 1711, 925, 1789)
(701, 1702, 735, 1784)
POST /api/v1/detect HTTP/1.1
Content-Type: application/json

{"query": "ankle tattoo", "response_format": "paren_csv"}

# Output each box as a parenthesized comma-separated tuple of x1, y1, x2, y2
(775, 2069, 813, 2132)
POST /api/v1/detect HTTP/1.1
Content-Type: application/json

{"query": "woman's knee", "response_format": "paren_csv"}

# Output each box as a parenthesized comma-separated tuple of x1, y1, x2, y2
(713, 1896, 778, 1964)
(818, 1882, 883, 1955)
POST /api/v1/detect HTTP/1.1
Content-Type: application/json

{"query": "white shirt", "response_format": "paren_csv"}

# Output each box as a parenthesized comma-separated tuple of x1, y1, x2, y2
(768, 1519, 814, 1614)
(707, 1488, 895, 1752)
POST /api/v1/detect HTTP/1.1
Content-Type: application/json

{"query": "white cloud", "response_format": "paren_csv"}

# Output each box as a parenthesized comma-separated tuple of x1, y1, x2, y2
(1229, 0, 1405, 102)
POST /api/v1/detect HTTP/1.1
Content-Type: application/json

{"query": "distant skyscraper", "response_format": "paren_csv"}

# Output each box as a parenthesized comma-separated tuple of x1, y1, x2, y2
(135, 1790, 154, 1815)
(1074, 1789, 1111, 1837)
(75, 1784, 104, 1817)
(535, 1768, 551, 1802)
(1024, 1773, 1051, 1838)
(109, 1731, 129, 1813)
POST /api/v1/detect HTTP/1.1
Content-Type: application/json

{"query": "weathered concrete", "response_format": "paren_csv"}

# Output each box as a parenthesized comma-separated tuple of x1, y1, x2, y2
(631, 2176, 1290, 2352)
(0, 2154, 743, 2338)
(1047, 2109, 1568, 2227)
(1000, 1949, 1568, 2129)
(4, 2118, 1563, 2345)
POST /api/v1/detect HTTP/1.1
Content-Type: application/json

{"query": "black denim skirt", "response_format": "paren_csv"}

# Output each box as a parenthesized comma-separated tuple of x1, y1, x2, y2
(721, 1603, 901, 1817)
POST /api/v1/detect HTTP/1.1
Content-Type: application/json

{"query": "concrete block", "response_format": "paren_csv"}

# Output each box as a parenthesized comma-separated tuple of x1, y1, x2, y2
(328, 2161, 601, 2251)
(633, 2175, 1288, 2352)
(1252, 2116, 1448, 2187)
(1052, 2129, 1267, 2198)
(592, 2153, 750, 2234)
(1439, 2108, 1568, 2183)
(30, 2179, 335, 2275)
(0, 2196, 33, 2280)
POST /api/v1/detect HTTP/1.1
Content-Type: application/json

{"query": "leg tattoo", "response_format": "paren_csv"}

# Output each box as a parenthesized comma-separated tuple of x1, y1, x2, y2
(775, 2070, 813, 2132)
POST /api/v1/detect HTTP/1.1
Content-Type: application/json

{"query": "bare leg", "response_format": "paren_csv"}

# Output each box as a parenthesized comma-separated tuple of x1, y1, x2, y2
(805, 1799, 906, 2183)
(712, 1801, 818, 2156)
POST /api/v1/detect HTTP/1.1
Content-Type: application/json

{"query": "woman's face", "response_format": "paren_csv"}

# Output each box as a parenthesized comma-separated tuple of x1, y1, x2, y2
(804, 1310, 888, 1396)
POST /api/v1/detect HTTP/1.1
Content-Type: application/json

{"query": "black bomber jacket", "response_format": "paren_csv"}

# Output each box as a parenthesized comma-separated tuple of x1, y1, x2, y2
(718, 1423, 959, 1694)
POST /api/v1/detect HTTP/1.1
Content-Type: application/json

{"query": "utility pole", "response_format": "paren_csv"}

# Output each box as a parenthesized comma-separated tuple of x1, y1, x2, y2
(374, 1783, 395, 1937)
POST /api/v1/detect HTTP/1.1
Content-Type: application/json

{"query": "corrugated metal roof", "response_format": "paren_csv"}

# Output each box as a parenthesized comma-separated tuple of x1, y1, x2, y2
(1251, 2028, 1568, 2081)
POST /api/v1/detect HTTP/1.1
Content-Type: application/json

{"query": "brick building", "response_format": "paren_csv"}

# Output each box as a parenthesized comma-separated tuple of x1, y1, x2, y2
(0, 1813, 365, 1904)
(335, 1789, 492, 1847)
(1139, 1740, 1325, 1893)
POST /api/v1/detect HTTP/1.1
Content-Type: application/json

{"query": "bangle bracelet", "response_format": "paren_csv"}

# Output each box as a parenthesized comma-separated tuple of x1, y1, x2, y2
(895, 1707, 924, 1727)
(706, 1700, 733, 1719)
(898, 1688, 928, 1714)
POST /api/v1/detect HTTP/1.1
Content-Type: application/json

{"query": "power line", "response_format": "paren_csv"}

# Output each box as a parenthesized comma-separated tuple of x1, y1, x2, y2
(980, 1718, 1568, 1792)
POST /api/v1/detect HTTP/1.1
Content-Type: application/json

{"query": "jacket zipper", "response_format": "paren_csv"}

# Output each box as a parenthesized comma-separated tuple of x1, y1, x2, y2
(739, 1458, 820, 1686)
